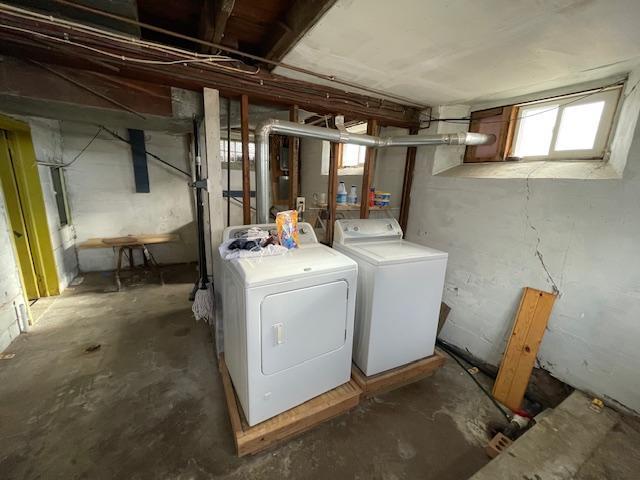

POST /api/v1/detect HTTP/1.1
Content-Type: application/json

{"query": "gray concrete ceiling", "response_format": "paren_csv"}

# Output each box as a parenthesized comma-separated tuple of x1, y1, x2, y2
(274, 0, 640, 106)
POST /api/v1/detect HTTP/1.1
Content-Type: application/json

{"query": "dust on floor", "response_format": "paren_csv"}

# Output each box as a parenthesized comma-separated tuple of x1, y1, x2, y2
(0, 264, 503, 480)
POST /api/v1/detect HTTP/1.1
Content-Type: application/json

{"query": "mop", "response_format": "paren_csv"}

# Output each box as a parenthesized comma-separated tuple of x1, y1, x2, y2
(190, 118, 214, 323)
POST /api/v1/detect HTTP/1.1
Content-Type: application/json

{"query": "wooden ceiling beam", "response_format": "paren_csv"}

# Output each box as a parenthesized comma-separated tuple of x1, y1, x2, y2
(263, 0, 337, 64)
(199, 0, 236, 53)
(0, 15, 420, 127)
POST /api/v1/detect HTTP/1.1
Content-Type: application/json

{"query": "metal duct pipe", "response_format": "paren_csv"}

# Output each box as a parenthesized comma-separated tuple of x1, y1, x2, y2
(255, 119, 494, 223)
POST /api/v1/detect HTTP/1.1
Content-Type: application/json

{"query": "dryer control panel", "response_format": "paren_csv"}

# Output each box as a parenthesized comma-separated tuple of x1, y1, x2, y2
(334, 218, 403, 244)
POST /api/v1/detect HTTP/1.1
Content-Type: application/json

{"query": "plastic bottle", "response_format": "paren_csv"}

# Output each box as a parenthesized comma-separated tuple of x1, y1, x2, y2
(347, 185, 358, 205)
(337, 181, 347, 204)
(368, 187, 375, 207)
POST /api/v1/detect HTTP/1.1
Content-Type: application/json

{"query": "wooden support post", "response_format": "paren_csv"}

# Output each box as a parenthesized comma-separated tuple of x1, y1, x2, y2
(399, 126, 419, 234)
(326, 142, 341, 245)
(359, 119, 379, 219)
(288, 105, 300, 210)
(240, 94, 251, 224)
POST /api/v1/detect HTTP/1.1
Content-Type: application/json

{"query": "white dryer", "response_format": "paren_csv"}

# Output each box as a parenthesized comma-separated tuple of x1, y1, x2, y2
(221, 223, 357, 426)
(333, 218, 447, 376)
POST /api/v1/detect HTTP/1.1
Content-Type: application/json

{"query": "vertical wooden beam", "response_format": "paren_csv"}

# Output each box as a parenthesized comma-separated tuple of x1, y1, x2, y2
(240, 94, 251, 224)
(359, 119, 380, 219)
(326, 142, 341, 245)
(399, 126, 419, 235)
(288, 105, 300, 210)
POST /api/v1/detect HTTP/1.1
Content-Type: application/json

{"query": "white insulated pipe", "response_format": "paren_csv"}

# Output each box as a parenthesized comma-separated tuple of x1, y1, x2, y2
(254, 119, 494, 223)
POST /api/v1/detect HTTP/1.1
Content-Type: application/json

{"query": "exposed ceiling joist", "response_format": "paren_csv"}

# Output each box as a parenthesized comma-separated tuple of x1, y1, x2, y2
(199, 0, 236, 53)
(0, 5, 420, 126)
(263, 0, 337, 64)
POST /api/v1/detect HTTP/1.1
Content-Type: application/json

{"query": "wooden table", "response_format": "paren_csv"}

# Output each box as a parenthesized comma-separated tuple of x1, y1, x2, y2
(78, 234, 179, 290)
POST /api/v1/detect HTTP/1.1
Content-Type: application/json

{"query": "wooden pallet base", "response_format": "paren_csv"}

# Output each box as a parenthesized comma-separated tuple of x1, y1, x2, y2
(351, 351, 446, 398)
(219, 356, 362, 457)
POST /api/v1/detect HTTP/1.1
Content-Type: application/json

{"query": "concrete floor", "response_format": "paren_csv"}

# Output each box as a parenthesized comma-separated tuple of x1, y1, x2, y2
(0, 264, 504, 480)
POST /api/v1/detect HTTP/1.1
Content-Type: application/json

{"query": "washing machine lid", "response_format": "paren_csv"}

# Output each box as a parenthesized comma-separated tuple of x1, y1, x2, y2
(231, 244, 356, 287)
(339, 239, 447, 266)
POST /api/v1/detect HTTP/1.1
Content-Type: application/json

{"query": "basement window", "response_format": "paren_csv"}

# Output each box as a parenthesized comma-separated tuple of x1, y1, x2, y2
(338, 122, 368, 175)
(219, 140, 255, 163)
(465, 85, 623, 163)
(339, 144, 366, 169)
(50, 167, 70, 227)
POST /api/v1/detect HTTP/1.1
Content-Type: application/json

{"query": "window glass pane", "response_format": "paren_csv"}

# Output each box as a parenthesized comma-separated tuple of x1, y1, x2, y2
(50, 167, 68, 226)
(357, 145, 366, 165)
(342, 143, 362, 167)
(220, 139, 227, 161)
(514, 105, 559, 157)
(554, 101, 604, 151)
(341, 144, 366, 167)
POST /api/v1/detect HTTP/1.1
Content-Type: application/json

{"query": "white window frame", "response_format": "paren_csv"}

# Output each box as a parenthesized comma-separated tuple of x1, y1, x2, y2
(511, 85, 623, 161)
(337, 122, 368, 175)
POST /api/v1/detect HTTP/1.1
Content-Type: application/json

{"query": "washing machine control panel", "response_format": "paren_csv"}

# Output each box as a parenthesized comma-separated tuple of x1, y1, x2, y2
(334, 218, 403, 244)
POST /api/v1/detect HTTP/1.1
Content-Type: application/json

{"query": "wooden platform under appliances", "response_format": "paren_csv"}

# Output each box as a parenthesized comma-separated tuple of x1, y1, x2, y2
(351, 351, 446, 398)
(219, 356, 362, 457)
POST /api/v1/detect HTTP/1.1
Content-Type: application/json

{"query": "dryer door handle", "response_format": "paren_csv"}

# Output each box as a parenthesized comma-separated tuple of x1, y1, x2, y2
(273, 323, 284, 345)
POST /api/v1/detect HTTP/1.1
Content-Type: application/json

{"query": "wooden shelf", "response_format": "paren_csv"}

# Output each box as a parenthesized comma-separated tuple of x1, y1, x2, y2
(313, 203, 391, 211)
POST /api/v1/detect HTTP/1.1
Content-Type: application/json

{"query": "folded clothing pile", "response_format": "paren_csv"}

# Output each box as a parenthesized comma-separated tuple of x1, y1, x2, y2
(219, 227, 289, 260)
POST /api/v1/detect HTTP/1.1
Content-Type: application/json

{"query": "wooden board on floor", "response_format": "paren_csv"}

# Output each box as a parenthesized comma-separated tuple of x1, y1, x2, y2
(219, 356, 362, 457)
(492, 287, 557, 412)
(351, 351, 446, 398)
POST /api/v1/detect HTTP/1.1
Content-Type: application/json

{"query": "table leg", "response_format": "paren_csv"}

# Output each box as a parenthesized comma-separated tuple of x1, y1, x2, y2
(115, 246, 124, 292)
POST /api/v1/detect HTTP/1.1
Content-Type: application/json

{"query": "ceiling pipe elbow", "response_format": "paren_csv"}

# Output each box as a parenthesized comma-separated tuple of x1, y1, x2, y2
(253, 119, 495, 223)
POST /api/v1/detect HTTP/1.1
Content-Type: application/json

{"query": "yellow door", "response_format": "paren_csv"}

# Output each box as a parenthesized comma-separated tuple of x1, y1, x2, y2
(0, 121, 61, 300)
(0, 130, 41, 299)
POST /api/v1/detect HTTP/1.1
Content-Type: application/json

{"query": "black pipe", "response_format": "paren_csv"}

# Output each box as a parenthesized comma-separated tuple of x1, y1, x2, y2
(190, 117, 208, 301)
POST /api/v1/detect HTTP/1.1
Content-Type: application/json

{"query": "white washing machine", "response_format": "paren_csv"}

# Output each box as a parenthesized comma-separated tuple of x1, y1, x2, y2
(333, 218, 447, 376)
(220, 223, 357, 426)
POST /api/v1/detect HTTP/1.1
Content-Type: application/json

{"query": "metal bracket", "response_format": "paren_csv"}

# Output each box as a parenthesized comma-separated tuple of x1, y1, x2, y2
(191, 179, 209, 190)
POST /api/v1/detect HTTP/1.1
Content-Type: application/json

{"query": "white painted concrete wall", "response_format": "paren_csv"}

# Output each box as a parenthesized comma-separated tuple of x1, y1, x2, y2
(28, 118, 79, 288)
(0, 192, 27, 352)
(61, 122, 197, 271)
(398, 83, 640, 412)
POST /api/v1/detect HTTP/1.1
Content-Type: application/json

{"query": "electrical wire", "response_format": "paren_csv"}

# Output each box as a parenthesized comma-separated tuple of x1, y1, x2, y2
(60, 126, 103, 167)
(436, 340, 512, 421)
(0, 23, 260, 74)
(99, 126, 191, 177)
(0, 10, 412, 116)
(0, 1, 426, 109)
(421, 81, 626, 128)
